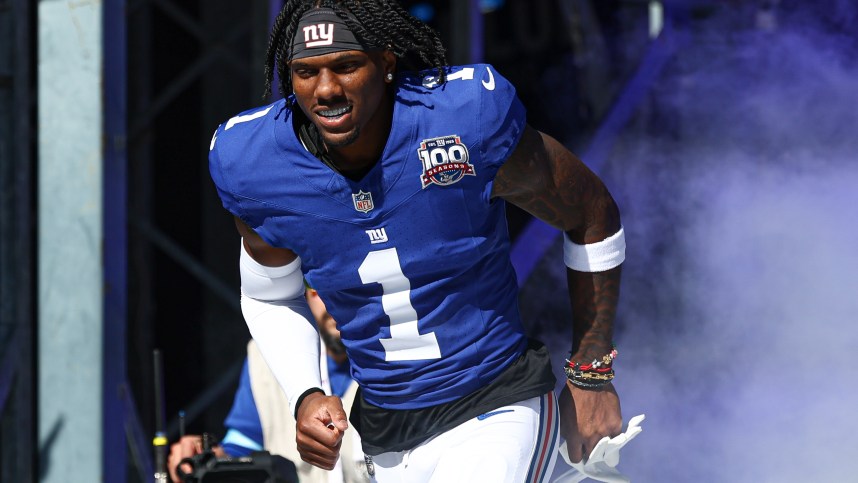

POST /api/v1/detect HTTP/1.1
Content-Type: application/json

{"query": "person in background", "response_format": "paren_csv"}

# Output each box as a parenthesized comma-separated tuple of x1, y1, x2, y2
(169, 289, 368, 483)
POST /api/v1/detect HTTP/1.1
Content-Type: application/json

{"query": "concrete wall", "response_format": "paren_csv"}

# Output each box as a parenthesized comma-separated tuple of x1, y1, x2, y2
(38, 0, 103, 480)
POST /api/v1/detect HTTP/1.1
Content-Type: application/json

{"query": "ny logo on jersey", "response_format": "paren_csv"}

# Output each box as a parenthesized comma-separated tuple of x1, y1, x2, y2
(366, 228, 388, 244)
(353, 190, 374, 213)
(417, 135, 475, 188)
(303, 23, 334, 48)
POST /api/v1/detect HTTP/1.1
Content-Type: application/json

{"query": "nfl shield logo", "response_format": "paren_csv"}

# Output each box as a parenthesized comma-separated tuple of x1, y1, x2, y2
(352, 190, 374, 213)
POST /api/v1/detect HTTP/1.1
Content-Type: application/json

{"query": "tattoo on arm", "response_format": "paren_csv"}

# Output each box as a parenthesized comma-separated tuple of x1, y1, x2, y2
(493, 126, 621, 242)
(568, 266, 621, 362)
(494, 125, 623, 361)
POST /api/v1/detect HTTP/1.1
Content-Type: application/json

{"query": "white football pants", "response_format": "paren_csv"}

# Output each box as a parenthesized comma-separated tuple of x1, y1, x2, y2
(367, 392, 559, 483)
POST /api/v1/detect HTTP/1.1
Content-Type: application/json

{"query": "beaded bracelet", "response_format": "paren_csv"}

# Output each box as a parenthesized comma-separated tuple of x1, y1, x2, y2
(564, 345, 618, 388)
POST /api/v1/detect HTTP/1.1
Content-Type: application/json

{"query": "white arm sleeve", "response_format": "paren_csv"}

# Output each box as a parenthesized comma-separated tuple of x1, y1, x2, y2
(239, 239, 322, 418)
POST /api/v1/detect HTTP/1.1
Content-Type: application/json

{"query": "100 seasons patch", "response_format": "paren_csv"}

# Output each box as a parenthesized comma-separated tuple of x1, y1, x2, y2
(417, 135, 475, 188)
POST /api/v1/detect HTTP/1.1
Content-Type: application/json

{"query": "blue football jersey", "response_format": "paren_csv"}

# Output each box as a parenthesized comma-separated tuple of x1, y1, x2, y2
(210, 64, 529, 410)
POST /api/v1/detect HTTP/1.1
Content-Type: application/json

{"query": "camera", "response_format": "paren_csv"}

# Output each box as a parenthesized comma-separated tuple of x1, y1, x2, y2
(176, 447, 298, 483)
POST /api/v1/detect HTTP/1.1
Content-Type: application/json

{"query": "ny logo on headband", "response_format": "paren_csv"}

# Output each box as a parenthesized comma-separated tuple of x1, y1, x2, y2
(303, 23, 334, 47)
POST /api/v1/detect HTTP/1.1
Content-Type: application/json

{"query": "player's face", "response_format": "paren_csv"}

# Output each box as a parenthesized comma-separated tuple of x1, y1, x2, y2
(290, 50, 395, 152)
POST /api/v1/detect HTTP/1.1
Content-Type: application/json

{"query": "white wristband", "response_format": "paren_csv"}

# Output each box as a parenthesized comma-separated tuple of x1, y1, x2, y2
(563, 226, 626, 272)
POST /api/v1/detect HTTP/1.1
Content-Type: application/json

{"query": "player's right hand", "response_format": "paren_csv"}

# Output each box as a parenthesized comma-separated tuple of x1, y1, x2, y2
(295, 392, 349, 470)
(168, 435, 203, 482)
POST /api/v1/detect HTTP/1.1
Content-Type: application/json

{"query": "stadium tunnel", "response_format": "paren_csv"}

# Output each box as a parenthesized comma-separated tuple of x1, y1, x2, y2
(4, 0, 857, 481)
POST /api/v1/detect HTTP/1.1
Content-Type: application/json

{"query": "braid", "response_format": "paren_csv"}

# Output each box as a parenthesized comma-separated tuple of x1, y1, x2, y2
(263, 0, 448, 102)
(264, 0, 314, 100)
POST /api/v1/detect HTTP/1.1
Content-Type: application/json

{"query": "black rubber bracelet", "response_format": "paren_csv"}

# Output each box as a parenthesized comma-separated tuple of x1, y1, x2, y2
(294, 387, 325, 419)
(567, 377, 612, 389)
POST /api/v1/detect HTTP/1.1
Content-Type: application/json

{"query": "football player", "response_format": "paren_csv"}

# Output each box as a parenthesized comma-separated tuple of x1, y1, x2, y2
(208, 1, 626, 481)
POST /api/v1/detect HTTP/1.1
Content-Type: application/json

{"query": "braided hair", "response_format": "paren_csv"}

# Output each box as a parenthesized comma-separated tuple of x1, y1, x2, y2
(263, 0, 448, 100)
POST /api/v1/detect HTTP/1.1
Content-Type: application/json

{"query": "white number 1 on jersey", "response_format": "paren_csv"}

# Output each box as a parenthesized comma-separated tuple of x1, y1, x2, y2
(358, 248, 442, 362)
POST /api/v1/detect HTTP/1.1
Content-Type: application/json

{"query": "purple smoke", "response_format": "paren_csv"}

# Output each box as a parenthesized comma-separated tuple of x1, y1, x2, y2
(527, 4, 858, 481)
(608, 7, 858, 481)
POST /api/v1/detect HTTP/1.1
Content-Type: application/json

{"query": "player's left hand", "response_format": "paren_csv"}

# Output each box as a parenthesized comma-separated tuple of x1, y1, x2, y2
(558, 380, 622, 464)
(556, 414, 645, 483)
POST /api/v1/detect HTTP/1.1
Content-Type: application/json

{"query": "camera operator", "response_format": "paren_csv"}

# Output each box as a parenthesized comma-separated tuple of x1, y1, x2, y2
(169, 289, 368, 483)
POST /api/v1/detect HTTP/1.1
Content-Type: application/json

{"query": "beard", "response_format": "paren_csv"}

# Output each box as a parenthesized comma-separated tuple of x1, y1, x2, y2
(321, 124, 361, 148)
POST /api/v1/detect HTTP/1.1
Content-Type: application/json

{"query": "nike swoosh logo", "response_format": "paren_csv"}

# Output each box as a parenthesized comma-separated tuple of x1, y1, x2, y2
(477, 409, 513, 420)
(481, 66, 495, 91)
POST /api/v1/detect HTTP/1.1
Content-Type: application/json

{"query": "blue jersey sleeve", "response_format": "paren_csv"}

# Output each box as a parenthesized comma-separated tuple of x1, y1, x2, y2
(208, 122, 244, 221)
(208, 102, 284, 232)
(475, 64, 527, 170)
(221, 358, 264, 457)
